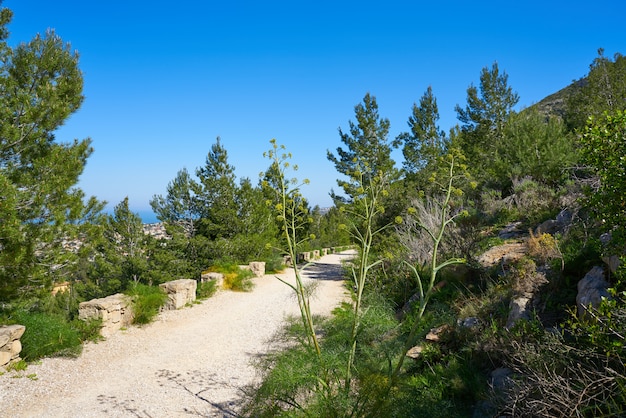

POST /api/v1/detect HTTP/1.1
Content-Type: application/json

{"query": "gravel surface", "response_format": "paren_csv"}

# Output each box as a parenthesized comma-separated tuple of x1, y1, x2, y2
(0, 251, 354, 418)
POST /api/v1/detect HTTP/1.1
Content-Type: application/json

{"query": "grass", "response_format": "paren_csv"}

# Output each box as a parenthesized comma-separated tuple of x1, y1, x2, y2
(6, 310, 85, 360)
(125, 283, 168, 324)
(196, 280, 217, 299)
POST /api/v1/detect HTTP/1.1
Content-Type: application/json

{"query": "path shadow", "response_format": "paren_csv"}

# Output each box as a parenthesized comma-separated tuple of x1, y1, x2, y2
(301, 262, 346, 281)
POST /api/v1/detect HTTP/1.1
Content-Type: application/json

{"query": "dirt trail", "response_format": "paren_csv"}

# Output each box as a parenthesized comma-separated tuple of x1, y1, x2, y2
(0, 251, 353, 418)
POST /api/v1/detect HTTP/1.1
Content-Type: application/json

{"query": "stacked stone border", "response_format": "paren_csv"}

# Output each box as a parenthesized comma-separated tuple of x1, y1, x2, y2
(0, 325, 25, 369)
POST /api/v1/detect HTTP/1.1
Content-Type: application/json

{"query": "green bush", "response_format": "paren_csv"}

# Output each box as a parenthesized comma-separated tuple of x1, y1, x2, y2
(264, 255, 286, 274)
(196, 280, 217, 299)
(205, 262, 255, 292)
(7, 310, 84, 360)
(125, 283, 168, 324)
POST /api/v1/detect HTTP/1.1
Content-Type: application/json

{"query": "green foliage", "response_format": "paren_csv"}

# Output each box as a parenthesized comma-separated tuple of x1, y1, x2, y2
(454, 62, 519, 182)
(196, 280, 217, 299)
(6, 310, 84, 360)
(580, 109, 626, 249)
(194, 137, 240, 240)
(150, 167, 199, 236)
(0, 7, 104, 301)
(125, 283, 168, 324)
(263, 139, 321, 356)
(327, 92, 398, 203)
(397, 85, 448, 184)
(222, 270, 255, 292)
(565, 49, 626, 131)
(493, 108, 576, 188)
(206, 262, 255, 292)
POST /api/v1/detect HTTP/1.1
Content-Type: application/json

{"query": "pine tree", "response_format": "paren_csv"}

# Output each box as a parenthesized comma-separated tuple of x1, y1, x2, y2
(194, 137, 240, 240)
(150, 167, 199, 236)
(397, 86, 447, 186)
(327, 93, 398, 203)
(454, 62, 519, 180)
(0, 7, 101, 300)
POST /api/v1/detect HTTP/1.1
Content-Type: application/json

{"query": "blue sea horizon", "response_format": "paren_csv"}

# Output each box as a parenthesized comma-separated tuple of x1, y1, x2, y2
(137, 210, 159, 224)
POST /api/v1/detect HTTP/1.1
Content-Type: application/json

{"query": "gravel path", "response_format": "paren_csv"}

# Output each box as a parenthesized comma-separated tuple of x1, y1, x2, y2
(0, 251, 354, 418)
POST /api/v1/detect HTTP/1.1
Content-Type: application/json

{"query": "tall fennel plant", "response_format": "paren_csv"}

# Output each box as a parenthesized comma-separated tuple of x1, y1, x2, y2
(340, 165, 399, 392)
(262, 139, 321, 357)
(393, 150, 470, 379)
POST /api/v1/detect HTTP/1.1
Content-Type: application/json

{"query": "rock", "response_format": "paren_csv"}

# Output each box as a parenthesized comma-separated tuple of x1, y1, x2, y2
(498, 221, 524, 239)
(160, 279, 197, 310)
(535, 219, 559, 235)
(406, 345, 424, 359)
(478, 242, 527, 268)
(506, 296, 531, 329)
(0, 325, 26, 369)
(490, 367, 513, 391)
(201, 272, 224, 287)
(0, 351, 11, 367)
(556, 208, 573, 228)
(602, 255, 621, 274)
(425, 324, 452, 342)
(248, 261, 266, 278)
(458, 317, 480, 328)
(9, 339, 22, 356)
(79, 293, 134, 337)
(0, 324, 26, 341)
(576, 266, 610, 318)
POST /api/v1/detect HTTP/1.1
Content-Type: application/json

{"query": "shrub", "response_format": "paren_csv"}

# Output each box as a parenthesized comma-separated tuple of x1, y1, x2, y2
(7, 310, 83, 360)
(263, 255, 285, 274)
(205, 262, 255, 292)
(222, 270, 255, 292)
(196, 280, 217, 299)
(125, 283, 168, 324)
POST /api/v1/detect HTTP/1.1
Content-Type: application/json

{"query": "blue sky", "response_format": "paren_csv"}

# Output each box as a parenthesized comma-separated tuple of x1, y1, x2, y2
(4, 1, 625, 221)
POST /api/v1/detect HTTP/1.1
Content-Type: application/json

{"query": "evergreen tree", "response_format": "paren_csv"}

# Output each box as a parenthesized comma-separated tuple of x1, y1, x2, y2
(454, 62, 519, 181)
(104, 197, 148, 287)
(235, 177, 277, 260)
(0, 7, 101, 300)
(150, 167, 199, 236)
(494, 108, 576, 187)
(194, 137, 240, 240)
(566, 49, 626, 132)
(397, 86, 447, 179)
(327, 93, 398, 203)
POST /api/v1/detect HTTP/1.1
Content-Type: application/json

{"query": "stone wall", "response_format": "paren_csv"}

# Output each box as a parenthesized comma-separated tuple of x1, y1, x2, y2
(78, 293, 134, 337)
(0, 325, 25, 369)
(159, 279, 197, 310)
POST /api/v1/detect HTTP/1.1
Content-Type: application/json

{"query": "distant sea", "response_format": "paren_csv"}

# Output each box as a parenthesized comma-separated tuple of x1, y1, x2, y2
(137, 210, 159, 224)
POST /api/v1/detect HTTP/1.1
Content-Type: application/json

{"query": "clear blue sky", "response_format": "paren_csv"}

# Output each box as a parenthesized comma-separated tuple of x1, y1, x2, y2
(5, 1, 625, 221)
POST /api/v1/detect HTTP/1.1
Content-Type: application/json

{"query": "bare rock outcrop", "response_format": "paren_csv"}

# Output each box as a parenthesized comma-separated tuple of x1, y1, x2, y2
(576, 266, 610, 318)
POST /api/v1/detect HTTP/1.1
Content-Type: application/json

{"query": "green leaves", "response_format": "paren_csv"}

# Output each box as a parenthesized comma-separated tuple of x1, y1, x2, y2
(0, 8, 101, 301)
(580, 109, 626, 248)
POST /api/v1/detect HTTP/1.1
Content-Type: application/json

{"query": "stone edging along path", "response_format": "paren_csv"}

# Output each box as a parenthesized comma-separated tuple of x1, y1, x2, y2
(0, 251, 354, 418)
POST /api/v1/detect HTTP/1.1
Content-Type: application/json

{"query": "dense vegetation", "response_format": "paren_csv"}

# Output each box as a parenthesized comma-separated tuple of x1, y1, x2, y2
(1, 4, 625, 416)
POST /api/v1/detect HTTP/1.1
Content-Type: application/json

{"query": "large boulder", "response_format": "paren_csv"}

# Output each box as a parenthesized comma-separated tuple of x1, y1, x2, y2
(576, 266, 610, 318)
